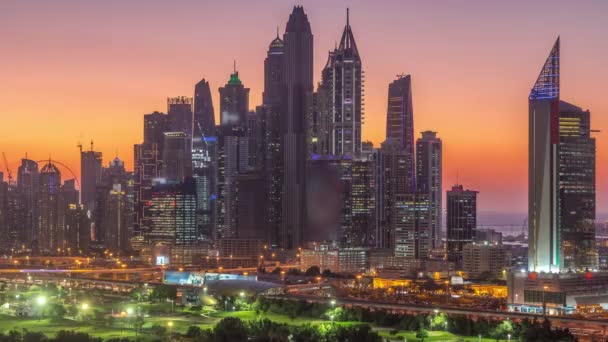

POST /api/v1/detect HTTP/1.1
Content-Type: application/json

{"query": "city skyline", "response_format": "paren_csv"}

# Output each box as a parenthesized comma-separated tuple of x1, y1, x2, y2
(2, 1, 608, 214)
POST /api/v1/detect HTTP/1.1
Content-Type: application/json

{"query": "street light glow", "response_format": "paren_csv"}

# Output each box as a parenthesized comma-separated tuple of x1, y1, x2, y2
(36, 296, 46, 306)
(81, 303, 89, 310)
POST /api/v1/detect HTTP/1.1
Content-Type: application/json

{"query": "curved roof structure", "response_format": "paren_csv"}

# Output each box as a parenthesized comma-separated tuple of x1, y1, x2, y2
(205, 279, 282, 297)
(40, 161, 60, 174)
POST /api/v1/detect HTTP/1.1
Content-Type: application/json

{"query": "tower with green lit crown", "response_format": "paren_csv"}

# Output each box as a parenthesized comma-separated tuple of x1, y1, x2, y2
(219, 68, 250, 129)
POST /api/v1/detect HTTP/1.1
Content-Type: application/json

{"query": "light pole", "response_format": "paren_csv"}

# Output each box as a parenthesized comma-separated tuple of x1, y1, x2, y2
(478, 334, 481, 342)
(36, 296, 46, 321)
(167, 321, 173, 336)
(508, 333, 511, 342)
(81, 302, 89, 322)
(542, 286, 548, 317)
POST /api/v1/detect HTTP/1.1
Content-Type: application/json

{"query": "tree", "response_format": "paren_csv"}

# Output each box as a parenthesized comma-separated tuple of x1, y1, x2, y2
(491, 320, 514, 342)
(150, 284, 177, 301)
(305, 266, 321, 277)
(430, 312, 448, 331)
(416, 328, 429, 342)
(133, 316, 145, 334)
(186, 326, 203, 338)
(213, 317, 248, 342)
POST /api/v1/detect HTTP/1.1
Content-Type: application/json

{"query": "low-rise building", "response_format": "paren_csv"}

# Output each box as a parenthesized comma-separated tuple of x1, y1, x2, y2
(463, 242, 507, 279)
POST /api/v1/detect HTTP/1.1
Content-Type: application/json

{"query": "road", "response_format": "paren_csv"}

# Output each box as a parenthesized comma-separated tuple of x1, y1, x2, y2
(269, 293, 608, 340)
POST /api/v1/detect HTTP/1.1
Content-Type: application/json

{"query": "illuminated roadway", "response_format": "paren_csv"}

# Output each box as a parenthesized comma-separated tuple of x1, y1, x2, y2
(270, 293, 608, 339)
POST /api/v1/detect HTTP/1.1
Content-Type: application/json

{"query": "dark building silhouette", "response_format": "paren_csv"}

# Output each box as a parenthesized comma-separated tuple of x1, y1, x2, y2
(386, 75, 415, 192)
(167, 96, 194, 138)
(219, 71, 250, 128)
(446, 184, 478, 263)
(95, 157, 132, 251)
(162, 132, 192, 182)
(134, 112, 169, 242)
(260, 30, 285, 247)
(80, 149, 102, 215)
(416, 131, 442, 249)
(282, 6, 313, 249)
(64, 204, 90, 254)
(235, 172, 267, 240)
(194, 79, 215, 137)
(37, 161, 64, 253)
(17, 158, 39, 243)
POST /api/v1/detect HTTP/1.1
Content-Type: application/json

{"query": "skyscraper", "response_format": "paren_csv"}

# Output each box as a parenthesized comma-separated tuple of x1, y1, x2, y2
(263, 31, 285, 108)
(386, 75, 415, 192)
(167, 96, 194, 138)
(219, 71, 250, 128)
(17, 158, 39, 244)
(392, 192, 431, 259)
(377, 139, 410, 248)
(37, 161, 64, 253)
(162, 132, 192, 182)
(318, 9, 363, 158)
(193, 79, 215, 137)
(528, 38, 561, 273)
(446, 184, 478, 263)
(558, 101, 597, 270)
(416, 131, 442, 249)
(261, 31, 285, 247)
(528, 38, 597, 272)
(64, 204, 90, 254)
(282, 6, 313, 249)
(80, 149, 102, 214)
(192, 136, 217, 241)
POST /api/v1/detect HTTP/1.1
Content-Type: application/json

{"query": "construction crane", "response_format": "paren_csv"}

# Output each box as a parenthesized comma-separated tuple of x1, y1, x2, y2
(2, 152, 13, 185)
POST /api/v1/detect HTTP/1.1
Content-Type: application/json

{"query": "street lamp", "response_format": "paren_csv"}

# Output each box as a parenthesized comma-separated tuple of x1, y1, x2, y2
(167, 321, 173, 336)
(542, 286, 548, 317)
(239, 291, 245, 298)
(330, 314, 335, 324)
(330, 299, 336, 307)
(508, 333, 511, 341)
(36, 296, 46, 321)
(126, 307, 134, 316)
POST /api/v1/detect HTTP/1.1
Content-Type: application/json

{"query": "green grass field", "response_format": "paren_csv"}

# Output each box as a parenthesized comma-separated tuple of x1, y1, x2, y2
(0, 309, 498, 342)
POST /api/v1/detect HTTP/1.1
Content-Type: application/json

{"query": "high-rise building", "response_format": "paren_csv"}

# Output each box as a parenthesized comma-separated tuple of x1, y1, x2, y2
(193, 79, 215, 138)
(104, 183, 131, 253)
(392, 193, 431, 259)
(64, 204, 90, 254)
(95, 157, 132, 250)
(17, 158, 39, 244)
(144, 111, 170, 150)
(162, 132, 192, 182)
(282, 6, 313, 249)
(219, 71, 250, 128)
(235, 172, 267, 240)
(263, 31, 285, 107)
(528, 37, 561, 273)
(146, 177, 197, 247)
(528, 37, 598, 272)
(416, 131, 442, 249)
(134, 112, 168, 242)
(80, 149, 102, 214)
(192, 136, 217, 241)
(386, 75, 415, 192)
(463, 242, 507, 279)
(377, 139, 409, 248)
(558, 101, 596, 270)
(318, 9, 363, 158)
(0, 175, 21, 251)
(446, 184, 478, 263)
(167, 96, 194, 138)
(37, 161, 64, 253)
(261, 31, 285, 247)
(216, 127, 249, 240)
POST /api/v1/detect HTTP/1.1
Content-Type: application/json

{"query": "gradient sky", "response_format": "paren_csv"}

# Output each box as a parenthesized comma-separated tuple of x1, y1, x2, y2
(1, 0, 607, 216)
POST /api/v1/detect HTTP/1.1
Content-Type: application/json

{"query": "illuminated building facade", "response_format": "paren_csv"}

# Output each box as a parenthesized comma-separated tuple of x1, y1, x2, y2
(446, 184, 478, 263)
(416, 131, 442, 249)
(167, 96, 193, 138)
(528, 37, 598, 272)
(392, 192, 431, 259)
(37, 161, 64, 253)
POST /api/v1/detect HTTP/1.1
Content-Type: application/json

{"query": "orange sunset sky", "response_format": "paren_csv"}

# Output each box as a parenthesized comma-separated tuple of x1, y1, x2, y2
(1, 0, 607, 215)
